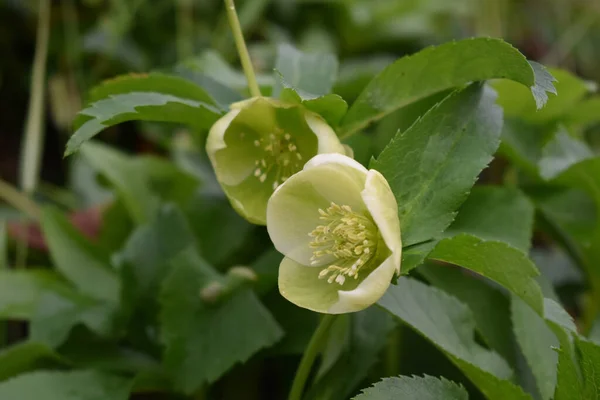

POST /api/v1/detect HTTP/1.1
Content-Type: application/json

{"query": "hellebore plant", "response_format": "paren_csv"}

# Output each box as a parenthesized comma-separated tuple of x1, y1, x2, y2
(206, 97, 346, 224)
(267, 154, 402, 314)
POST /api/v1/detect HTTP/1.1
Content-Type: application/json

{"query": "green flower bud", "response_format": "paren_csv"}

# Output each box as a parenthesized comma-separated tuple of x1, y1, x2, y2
(266, 154, 402, 314)
(206, 97, 346, 225)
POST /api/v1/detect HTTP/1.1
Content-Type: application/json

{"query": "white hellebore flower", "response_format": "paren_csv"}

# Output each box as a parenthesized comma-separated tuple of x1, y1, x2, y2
(267, 154, 402, 314)
(206, 97, 346, 225)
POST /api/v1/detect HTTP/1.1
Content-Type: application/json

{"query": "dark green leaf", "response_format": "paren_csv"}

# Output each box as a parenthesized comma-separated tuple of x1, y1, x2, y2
(159, 248, 283, 394)
(428, 234, 543, 315)
(40, 207, 120, 304)
(400, 240, 437, 275)
(0, 221, 6, 269)
(116, 205, 196, 320)
(445, 186, 535, 252)
(511, 297, 558, 400)
(0, 342, 67, 382)
(0, 370, 132, 400)
(80, 142, 199, 224)
(86, 72, 221, 108)
(341, 38, 555, 136)
(0, 270, 71, 320)
(378, 278, 532, 400)
(273, 44, 338, 98)
(419, 264, 515, 366)
(66, 93, 221, 156)
(29, 292, 114, 348)
(576, 338, 600, 399)
(353, 375, 468, 400)
(307, 307, 395, 400)
(372, 84, 503, 246)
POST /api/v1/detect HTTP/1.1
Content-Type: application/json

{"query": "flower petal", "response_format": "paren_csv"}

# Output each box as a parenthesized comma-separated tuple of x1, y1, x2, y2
(267, 154, 368, 266)
(305, 113, 346, 155)
(327, 254, 397, 314)
(206, 109, 240, 154)
(278, 256, 361, 313)
(221, 175, 274, 225)
(361, 170, 402, 274)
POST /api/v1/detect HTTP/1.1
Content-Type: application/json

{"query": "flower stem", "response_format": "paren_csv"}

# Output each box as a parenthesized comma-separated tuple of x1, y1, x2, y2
(0, 179, 41, 219)
(20, 0, 50, 194)
(288, 314, 336, 400)
(223, 0, 261, 98)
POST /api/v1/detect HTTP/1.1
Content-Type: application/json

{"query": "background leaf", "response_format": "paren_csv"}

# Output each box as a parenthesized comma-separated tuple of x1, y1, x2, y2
(378, 277, 532, 400)
(0, 370, 131, 400)
(40, 207, 120, 304)
(353, 375, 468, 400)
(272, 44, 338, 98)
(159, 248, 283, 394)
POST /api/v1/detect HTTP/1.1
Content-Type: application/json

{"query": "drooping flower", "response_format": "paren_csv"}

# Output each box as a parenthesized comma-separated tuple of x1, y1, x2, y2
(206, 97, 346, 225)
(266, 153, 402, 314)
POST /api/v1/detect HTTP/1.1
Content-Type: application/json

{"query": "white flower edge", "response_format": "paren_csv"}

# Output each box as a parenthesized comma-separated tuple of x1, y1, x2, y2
(270, 153, 403, 314)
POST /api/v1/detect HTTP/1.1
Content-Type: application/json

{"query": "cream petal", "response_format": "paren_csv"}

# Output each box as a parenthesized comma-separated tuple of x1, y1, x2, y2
(206, 109, 240, 154)
(361, 170, 402, 274)
(267, 154, 368, 266)
(278, 257, 361, 313)
(327, 254, 398, 314)
(305, 113, 346, 155)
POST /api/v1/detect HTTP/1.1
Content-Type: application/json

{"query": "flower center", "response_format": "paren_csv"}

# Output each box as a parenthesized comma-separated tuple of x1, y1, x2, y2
(308, 202, 378, 285)
(252, 129, 304, 190)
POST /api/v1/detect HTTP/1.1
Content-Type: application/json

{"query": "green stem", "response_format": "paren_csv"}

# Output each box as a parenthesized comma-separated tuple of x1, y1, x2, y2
(176, 0, 194, 61)
(223, 0, 261, 98)
(0, 179, 41, 219)
(384, 326, 402, 377)
(20, 0, 50, 194)
(0, 220, 5, 346)
(288, 314, 336, 400)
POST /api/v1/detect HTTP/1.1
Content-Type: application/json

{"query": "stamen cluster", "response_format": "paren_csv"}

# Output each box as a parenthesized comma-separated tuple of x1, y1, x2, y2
(252, 129, 304, 190)
(308, 202, 377, 285)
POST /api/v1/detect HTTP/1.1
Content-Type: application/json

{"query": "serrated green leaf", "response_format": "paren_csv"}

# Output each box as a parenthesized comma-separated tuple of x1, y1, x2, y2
(183, 194, 254, 267)
(378, 277, 532, 400)
(0, 370, 132, 400)
(159, 248, 283, 394)
(353, 375, 468, 400)
(445, 186, 535, 252)
(539, 129, 593, 180)
(273, 44, 338, 98)
(40, 207, 119, 303)
(542, 299, 582, 400)
(576, 338, 600, 399)
(0, 269, 71, 320)
(341, 38, 555, 136)
(494, 67, 590, 124)
(116, 204, 196, 322)
(419, 264, 515, 366)
(428, 234, 543, 315)
(0, 341, 67, 382)
(372, 84, 502, 247)
(511, 297, 558, 400)
(307, 307, 395, 400)
(85, 72, 221, 108)
(66, 92, 222, 156)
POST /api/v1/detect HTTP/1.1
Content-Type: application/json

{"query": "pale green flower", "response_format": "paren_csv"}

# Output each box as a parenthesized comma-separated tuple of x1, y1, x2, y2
(267, 154, 402, 314)
(206, 97, 346, 225)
